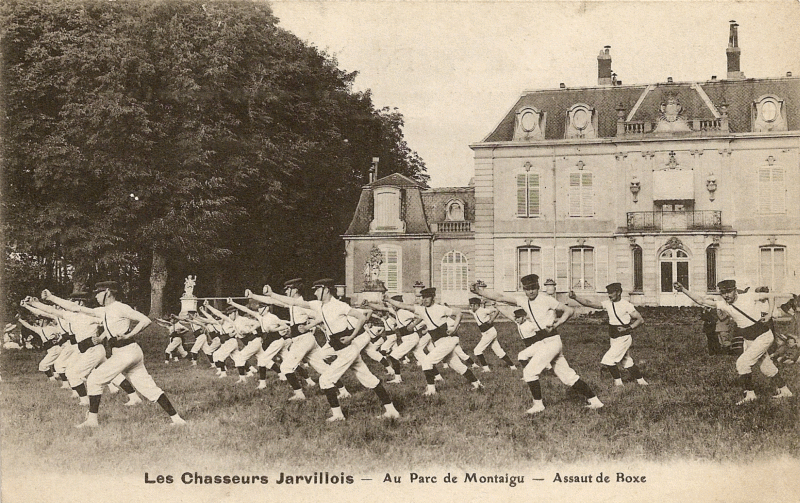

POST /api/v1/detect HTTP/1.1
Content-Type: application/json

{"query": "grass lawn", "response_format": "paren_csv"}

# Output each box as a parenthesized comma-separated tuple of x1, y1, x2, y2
(1, 315, 798, 502)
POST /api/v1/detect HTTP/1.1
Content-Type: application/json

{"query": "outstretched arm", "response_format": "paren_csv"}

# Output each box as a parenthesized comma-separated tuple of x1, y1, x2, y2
(470, 283, 520, 306)
(567, 291, 604, 310)
(251, 286, 313, 310)
(383, 294, 417, 313)
(674, 282, 716, 308)
(40, 290, 96, 316)
(228, 298, 260, 318)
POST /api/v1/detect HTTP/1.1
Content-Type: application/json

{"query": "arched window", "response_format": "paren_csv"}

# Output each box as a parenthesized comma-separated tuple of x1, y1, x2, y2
(632, 245, 643, 292)
(441, 251, 469, 293)
(659, 249, 689, 292)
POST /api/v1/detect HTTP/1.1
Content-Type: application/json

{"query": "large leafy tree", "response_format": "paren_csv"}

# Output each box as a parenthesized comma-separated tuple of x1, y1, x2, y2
(1, 0, 426, 319)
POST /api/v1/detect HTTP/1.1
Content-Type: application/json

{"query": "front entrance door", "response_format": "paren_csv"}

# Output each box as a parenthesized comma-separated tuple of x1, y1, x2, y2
(659, 249, 692, 306)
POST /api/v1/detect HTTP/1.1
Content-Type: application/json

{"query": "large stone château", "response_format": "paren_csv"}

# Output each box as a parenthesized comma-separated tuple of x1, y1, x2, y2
(342, 22, 799, 306)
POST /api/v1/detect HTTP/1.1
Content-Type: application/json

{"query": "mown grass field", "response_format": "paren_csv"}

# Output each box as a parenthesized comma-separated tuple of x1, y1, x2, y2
(1, 314, 799, 502)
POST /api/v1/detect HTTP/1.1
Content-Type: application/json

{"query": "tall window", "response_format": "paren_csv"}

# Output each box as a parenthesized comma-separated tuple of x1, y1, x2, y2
(760, 246, 785, 292)
(569, 172, 593, 217)
(570, 247, 594, 290)
(374, 188, 401, 229)
(441, 251, 469, 293)
(516, 172, 540, 217)
(706, 246, 718, 291)
(378, 246, 401, 293)
(632, 245, 643, 292)
(517, 247, 541, 288)
(758, 167, 786, 215)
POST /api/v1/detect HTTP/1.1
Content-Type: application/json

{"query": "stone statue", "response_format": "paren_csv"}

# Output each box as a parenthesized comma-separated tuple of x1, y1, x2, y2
(363, 246, 386, 292)
(183, 275, 197, 298)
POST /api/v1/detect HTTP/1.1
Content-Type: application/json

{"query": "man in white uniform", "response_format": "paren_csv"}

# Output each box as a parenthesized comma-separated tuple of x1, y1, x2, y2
(386, 288, 483, 396)
(261, 278, 399, 422)
(69, 281, 186, 427)
(570, 283, 648, 387)
(676, 279, 793, 405)
(472, 274, 603, 414)
(468, 297, 516, 372)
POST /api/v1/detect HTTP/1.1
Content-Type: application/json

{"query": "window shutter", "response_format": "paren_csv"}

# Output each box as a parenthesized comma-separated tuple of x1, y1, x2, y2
(759, 168, 773, 214)
(555, 246, 569, 292)
(503, 247, 516, 292)
(772, 168, 785, 214)
(517, 174, 527, 216)
(528, 174, 540, 216)
(541, 246, 554, 283)
(569, 173, 581, 216)
(595, 245, 608, 292)
(582, 172, 594, 216)
(379, 248, 400, 293)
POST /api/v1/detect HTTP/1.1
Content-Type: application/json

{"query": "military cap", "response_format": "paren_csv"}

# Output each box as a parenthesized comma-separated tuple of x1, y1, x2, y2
(420, 287, 436, 298)
(312, 278, 336, 291)
(93, 281, 121, 293)
(391, 295, 404, 302)
(544, 278, 556, 286)
(283, 278, 304, 289)
(513, 309, 527, 318)
(717, 279, 737, 292)
(520, 274, 540, 289)
(224, 305, 238, 314)
(605, 282, 623, 293)
(469, 297, 482, 305)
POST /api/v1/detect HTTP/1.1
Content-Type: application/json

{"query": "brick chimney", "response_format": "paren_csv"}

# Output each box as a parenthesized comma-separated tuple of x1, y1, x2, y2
(598, 46, 612, 85)
(726, 21, 745, 79)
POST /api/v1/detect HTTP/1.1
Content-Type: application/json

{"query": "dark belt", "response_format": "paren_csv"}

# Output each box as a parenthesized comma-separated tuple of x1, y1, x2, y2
(522, 336, 537, 348)
(242, 332, 259, 344)
(737, 322, 770, 341)
(428, 323, 449, 342)
(328, 326, 364, 351)
(261, 331, 282, 349)
(528, 329, 558, 345)
(218, 333, 232, 343)
(109, 337, 137, 349)
(68, 333, 77, 345)
(608, 325, 632, 339)
(290, 324, 302, 338)
(478, 322, 494, 333)
(77, 338, 98, 353)
(395, 325, 411, 337)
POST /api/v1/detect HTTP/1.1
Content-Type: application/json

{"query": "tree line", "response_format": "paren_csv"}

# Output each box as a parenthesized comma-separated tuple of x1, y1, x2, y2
(1, 0, 427, 319)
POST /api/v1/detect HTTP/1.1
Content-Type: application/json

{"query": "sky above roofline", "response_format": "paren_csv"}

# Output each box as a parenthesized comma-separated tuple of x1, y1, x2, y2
(270, 0, 800, 187)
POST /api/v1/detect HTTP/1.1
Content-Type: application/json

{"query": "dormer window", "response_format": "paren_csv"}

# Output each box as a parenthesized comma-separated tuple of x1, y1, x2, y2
(370, 187, 405, 233)
(753, 95, 787, 132)
(446, 199, 465, 221)
(565, 104, 597, 139)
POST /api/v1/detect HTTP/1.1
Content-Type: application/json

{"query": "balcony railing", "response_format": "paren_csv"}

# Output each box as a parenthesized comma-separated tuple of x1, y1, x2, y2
(626, 211, 722, 231)
(435, 221, 472, 233)
(618, 118, 728, 136)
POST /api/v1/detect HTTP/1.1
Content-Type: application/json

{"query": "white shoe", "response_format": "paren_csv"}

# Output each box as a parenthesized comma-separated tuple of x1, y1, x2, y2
(509, 366, 517, 370)
(191, 361, 197, 367)
(614, 379, 624, 387)
(326, 414, 345, 423)
(79, 397, 89, 406)
(423, 388, 437, 396)
(173, 357, 180, 362)
(442, 363, 449, 369)
(75, 418, 99, 429)
(125, 396, 142, 406)
(337, 389, 351, 399)
(60, 381, 70, 389)
(305, 379, 317, 388)
(380, 409, 400, 419)
(218, 371, 227, 378)
(772, 387, 794, 399)
(170, 416, 187, 426)
(387, 375, 403, 384)
(736, 391, 757, 405)
(472, 381, 484, 391)
(585, 397, 604, 409)
(482, 366, 491, 373)
(434, 375, 444, 382)
(256, 381, 267, 389)
(526, 402, 546, 415)
(278, 374, 287, 381)
(72, 390, 79, 398)
(288, 392, 306, 402)
(637, 378, 649, 386)
(164, 360, 170, 364)
(236, 377, 248, 384)
(49, 376, 57, 381)
(471, 363, 480, 369)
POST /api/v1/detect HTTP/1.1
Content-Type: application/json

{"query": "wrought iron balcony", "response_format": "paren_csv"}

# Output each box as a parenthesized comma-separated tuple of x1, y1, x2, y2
(626, 211, 722, 231)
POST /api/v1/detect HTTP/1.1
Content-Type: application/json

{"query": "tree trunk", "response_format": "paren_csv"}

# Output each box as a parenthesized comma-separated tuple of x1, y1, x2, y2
(149, 250, 168, 319)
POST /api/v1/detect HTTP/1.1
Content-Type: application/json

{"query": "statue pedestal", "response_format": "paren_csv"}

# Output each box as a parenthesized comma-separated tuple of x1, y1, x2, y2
(179, 296, 198, 316)
(360, 291, 384, 303)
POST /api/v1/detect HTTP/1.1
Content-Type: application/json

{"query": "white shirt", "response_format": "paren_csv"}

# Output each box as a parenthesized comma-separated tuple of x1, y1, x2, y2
(515, 294, 560, 331)
(414, 304, 454, 330)
(715, 292, 764, 329)
(472, 306, 496, 329)
(95, 301, 142, 339)
(61, 311, 101, 342)
(309, 298, 353, 335)
(516, 320, 537, 340)
(601, 299, 637, 326)
(232, 316, 260, 337)
(256, 310, 283, 333)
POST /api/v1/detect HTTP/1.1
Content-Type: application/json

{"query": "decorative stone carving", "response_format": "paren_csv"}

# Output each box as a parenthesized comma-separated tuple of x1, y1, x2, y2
(630, 176, 641, 203)
(514, 107, 545, 141)
(565, 104, 597, 139)
(179, 275, 198, 315)
(363, 246, 386, 292)
(654, 93, 691, 133)
(706, 172, 717, 201)
(664, 237, 685, 250)
(753, 95, 787, 132)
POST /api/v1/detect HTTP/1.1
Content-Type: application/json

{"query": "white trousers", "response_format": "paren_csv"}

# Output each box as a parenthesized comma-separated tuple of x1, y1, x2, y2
(474, 327, 506, 358)
(86, 343, 163, 401)
(421, 336, 467, 374)
(280, 333, 330, 375)
(319, 333, 379, 390)
(600, 334, 634, 367)
(520, 335, 580, 386)
(736, 330, 778, 377)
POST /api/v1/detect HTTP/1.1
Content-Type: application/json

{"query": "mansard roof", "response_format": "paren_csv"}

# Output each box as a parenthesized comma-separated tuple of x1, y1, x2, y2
(343, 176, 474, 236)
(479, 76, 800, 143)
